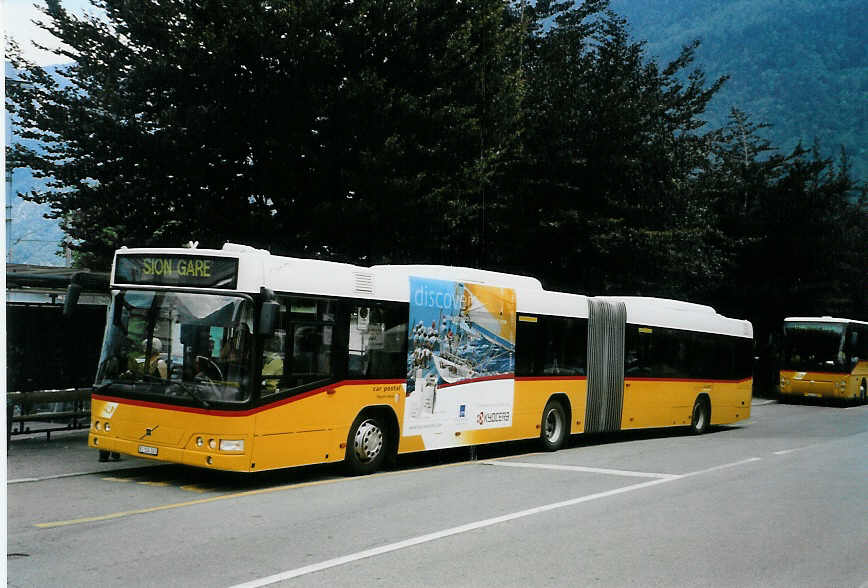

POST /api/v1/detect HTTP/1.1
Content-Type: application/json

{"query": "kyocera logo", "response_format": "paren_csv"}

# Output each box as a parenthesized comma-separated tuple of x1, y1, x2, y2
(478, 411, 510, 425)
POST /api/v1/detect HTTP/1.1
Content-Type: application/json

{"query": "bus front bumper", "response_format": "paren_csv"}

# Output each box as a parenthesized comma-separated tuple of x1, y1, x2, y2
(90, 434, 252, 472)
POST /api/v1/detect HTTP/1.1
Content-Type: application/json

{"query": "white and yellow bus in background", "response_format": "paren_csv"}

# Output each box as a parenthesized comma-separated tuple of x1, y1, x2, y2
(88, 243, 754, 474)
(779, 317, 868, 405)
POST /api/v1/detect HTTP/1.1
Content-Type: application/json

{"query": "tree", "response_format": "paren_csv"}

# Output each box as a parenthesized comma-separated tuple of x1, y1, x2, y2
(703, 111, 867, 395)
(487, 5, 729, 296)
(7, 0, 524, 268)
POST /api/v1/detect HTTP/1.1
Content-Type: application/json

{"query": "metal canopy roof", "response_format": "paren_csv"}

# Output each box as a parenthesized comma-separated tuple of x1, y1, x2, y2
(6, 264, 110, 292)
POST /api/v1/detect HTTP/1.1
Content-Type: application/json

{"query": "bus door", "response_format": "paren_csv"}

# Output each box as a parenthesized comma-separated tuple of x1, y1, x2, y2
(585, 300, 626, 433)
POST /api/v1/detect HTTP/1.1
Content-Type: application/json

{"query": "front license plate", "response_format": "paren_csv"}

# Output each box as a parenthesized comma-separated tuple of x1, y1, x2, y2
(138, 445, 159, 456)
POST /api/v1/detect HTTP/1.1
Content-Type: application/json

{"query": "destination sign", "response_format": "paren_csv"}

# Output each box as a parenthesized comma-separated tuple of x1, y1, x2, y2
(114, 255, 239, 289)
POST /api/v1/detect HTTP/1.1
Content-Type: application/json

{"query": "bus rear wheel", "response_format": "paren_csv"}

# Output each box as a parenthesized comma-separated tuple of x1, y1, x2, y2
(345, 413, 388, 475)
(540, 399, 567, 451)
(690, 396, 710, 435)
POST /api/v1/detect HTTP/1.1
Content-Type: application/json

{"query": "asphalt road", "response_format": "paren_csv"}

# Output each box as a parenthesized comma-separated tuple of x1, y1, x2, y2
(6, 400, 868, 587)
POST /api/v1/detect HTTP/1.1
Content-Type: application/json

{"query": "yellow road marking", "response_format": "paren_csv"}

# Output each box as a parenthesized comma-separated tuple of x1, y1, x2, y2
(37, 481, 330, 528)
(101, 477, 134, 482)
(179, 485, 212, 493)
(138, 481, 171, 487)
(35, 457, 491, 529)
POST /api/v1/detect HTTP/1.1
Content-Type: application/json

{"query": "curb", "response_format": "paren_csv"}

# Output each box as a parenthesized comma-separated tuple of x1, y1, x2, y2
(8, 463, 162, 485)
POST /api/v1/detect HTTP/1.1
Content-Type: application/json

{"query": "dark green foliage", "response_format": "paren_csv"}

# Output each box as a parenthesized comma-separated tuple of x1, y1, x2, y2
(6, 0, 866, 352)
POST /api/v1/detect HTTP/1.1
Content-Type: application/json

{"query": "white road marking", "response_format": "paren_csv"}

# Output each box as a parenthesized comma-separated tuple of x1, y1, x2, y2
(8, 471, 120, 484)
(7, 473, 90, 484)
(228, 478, 673, 588)
(480, 460, 681, 479)
(772, 446, 814, 455)
(8, 464, 159, 485)
(679, 457, 762, 477)
(229, 456, 763, 588)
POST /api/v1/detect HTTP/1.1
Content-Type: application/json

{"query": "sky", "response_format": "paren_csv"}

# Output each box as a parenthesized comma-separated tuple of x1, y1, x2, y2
(4, 0, 95, 66)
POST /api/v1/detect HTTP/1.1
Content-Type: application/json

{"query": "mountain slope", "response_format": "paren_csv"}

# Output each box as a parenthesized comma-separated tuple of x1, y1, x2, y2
(610, 0, 868, 180)
(6, 62, 67, 266)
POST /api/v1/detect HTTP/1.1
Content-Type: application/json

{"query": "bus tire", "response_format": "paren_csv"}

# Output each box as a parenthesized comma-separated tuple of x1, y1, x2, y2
(345, 412, 388, 475)
(540, 399, 568, 451)
(690, 396, 710, 435)
(860, 380, 867, 405)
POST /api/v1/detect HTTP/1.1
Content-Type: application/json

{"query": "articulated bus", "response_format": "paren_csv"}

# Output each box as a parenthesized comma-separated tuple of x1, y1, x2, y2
(88, 243, 753, 474)
(779, 317, 868, 405)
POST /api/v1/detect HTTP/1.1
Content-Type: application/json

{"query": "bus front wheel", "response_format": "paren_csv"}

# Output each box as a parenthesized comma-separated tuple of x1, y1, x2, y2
(860, 380, 867, 405)
(345, 413, 388, 475)
(540, 399, 567, 451)
(690, 396, 710, 435)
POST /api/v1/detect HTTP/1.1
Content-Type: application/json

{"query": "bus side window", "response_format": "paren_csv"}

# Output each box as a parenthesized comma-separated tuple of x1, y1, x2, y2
(347, 302, 407, 379)
(261, 328, 286, 397)
(625, 326, 653, 377)
(516, 317, 539, 377)
(542, 317, 587, 376)
(261, 297, 336, 397)
(851, 327, 868, 363)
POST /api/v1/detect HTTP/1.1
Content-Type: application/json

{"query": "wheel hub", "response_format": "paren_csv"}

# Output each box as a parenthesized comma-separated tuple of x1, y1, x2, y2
(354, 419, 384, 463)
(545, 408, 563, 442)
(694, 404, 706, 430)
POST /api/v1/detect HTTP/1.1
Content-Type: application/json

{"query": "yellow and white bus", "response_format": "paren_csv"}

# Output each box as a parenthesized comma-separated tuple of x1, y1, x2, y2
(88, 243, 753, 474)
(779, 317, 868, 404)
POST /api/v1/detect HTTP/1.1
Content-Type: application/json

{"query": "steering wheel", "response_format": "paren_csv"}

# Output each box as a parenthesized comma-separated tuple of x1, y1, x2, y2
(193, 372, 221, 400)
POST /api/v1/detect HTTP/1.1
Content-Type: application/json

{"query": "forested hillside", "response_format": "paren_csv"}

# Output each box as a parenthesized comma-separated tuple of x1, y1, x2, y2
(610, 0, 868, 180)
(5, 61, 66, 265)
(5, 167, 66, 265)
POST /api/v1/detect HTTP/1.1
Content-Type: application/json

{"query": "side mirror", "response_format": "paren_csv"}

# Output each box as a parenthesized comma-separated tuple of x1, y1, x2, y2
(258, 301, 279, 336)
(63, 282, 83, 317)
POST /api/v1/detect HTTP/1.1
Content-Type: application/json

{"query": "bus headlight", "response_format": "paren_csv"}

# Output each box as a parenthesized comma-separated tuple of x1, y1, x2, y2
(104, 422, 111, 432)
(95, 420, 101, 431)
(219, 439, 244, 452)
(209, 438, 217, 450)
(196, 436, 204, 447)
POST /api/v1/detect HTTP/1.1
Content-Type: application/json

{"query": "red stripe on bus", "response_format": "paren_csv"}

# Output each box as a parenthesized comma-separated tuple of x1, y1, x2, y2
(436, 374, 515, 389)
(779, 371, 850, 378)
(93, 375, 750, 417)
(624, 377, 752, 384)
(93, 392, 319, 417)
(92, 378, 405, 417)
(515, 376, 588, 382)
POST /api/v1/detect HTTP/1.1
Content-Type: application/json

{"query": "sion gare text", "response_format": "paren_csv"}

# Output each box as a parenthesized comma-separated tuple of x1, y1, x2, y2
(141, 257, 213, 278)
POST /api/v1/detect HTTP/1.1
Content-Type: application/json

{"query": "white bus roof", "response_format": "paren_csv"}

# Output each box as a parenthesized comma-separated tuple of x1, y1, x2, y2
(784, 316, 868, 326)
(111, 243, 752, 339)
(600, 296, 752, 339)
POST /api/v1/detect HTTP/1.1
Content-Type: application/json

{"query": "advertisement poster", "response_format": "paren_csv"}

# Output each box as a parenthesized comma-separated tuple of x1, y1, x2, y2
(404, 277, 516, 447)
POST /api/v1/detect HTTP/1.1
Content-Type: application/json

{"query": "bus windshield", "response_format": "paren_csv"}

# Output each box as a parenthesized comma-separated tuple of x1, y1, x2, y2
(781, 322, 847, 373)
(95, 290, 254, 405)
